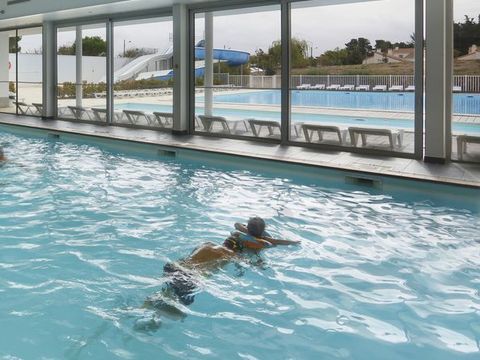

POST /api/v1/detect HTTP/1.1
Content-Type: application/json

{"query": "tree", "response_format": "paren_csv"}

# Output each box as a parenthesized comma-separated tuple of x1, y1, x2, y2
(57, 36, 107, 56)
(345, 37, 372, 64)
(318, 48, 349, 66)
(454, 15, 480, 56)
(9, 36, 21, 53)
(121, 47, 156, 58)
(249, 38, 309, 74)
(375, 39, 393, 53)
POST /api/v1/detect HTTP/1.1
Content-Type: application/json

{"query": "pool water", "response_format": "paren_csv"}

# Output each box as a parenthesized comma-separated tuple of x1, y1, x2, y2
(0, 128, 479, 359)
(212, 90, 480, 116)
(115, 103, 480, 135)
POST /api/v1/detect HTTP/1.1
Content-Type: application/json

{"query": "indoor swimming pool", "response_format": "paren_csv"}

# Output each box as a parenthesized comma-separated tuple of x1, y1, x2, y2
(0, 125, 479, 359)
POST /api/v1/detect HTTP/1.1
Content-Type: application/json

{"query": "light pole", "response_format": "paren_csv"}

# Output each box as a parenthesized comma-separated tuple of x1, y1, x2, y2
(123, 40, 132, 57)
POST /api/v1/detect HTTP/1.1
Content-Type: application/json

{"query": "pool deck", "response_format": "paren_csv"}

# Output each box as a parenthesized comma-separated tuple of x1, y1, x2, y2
(0, 113, 479, 188)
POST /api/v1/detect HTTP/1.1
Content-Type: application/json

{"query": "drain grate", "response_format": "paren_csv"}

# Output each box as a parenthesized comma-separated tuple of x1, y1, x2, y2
(345, 175, 382, 188)
(158, 149, 176, 158)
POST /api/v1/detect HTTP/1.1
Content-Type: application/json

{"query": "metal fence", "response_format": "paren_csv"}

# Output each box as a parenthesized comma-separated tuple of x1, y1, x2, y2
(212, 73, 480, 92)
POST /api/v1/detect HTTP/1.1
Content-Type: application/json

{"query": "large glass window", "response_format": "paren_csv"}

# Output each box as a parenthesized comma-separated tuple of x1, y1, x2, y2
(452, 0, 480, 162)
(112, 17, 174, 130)
(193, 6, 281, 139)
(290, 0, 416, 154)
(57, 24, 107, 123)
(0, 29, 17, 115)
(17, 27, 43, 117)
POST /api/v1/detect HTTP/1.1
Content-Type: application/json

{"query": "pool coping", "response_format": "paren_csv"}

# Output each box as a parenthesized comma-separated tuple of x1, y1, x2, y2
(1, 115, 479, 189)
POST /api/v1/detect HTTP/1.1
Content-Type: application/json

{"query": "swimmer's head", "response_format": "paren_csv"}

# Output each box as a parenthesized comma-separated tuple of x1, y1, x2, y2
(247, 217, 265, 237)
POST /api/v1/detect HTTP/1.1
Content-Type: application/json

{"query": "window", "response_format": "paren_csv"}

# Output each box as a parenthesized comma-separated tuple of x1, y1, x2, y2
(57, 23, 107, 123)
(112, 17, 174, 130)
(0, 29, 17, 115)
(290, 0, 417, 155)
(193, 5, 282, 139)
(17, 27, 43, 117)
(452, 0, 480, 162)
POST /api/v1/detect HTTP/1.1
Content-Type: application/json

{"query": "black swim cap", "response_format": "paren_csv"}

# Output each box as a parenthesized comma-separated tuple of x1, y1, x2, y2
(247, 217, 265, 237)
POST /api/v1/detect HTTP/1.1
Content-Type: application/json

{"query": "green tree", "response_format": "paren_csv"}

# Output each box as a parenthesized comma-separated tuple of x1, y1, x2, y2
(345, 37, 372, 64)
(454, 15, 480, 56)
(9, 36, 21, 53)
(318, 48, 349, 66)
(121, 47, 156, 58)
(57, 36, 107, 56)
(249, 38, 309, 74)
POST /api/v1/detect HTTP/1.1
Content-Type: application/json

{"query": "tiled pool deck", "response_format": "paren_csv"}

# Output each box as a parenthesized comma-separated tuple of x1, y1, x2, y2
(1, 114, 479, 188)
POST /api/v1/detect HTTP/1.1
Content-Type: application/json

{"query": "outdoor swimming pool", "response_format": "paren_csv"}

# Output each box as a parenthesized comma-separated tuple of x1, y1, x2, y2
(213, 90, 480, 115)
(115, 103, 480, 134)
(1, 126, 478, 359)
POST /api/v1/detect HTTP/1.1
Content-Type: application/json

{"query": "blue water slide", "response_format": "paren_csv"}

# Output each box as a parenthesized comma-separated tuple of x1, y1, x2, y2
(194, 47, 250, 66)
(137, 46, 249, 81)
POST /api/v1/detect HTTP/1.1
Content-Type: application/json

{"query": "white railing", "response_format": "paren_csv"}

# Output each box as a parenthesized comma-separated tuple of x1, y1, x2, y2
(212, 73, 480, 92)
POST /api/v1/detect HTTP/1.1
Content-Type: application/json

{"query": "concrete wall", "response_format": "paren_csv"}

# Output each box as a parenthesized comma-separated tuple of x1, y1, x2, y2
(7, 54, 129, 83)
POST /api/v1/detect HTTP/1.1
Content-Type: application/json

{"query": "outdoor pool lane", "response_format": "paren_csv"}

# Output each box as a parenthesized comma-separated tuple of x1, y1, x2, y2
(115, 102, 480, 134)
(0, 128, 479, 360)
(212, 90, 480, 116)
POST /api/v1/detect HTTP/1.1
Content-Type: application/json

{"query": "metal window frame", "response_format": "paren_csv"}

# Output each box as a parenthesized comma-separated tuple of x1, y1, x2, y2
(0, 25, 44, 118)
(188, 0, 425, 159)
(285, 0, 424, 159)
(188, 0, 283, 142)
(53, 9, 173, 125)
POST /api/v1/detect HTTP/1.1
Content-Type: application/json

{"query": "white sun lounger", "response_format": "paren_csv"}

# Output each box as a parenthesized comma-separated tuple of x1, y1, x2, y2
(339, 84, 355, 91)
(356, 85, 370, 91)
(68, 106, 93, 121)
(14, 101, 34, 115)
(456, 135, 480, 160)
(296, 84, 311, 90)
(453, 86, 462, 92)
(123, 110, 154, 126)
(91, 108, 124, 122)
(152, 112, 173, 128)
(311, 84, 326, 90)
(326, 84, 341, 90)
(405, 85, 415, 92)
(302, 124, 347, 145)
(373, 85, 387, 91)
(32, 103, 43, 115)
(199, 115, 248, 134)
(389, 85, 404, 91)
(248, 119, 281, 138)
(348, 127, 404, 150)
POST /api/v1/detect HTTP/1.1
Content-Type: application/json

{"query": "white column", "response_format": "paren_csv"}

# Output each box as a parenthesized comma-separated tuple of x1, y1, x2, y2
(424, 0, 453, 162)
(172, 3, 189, 133)
(75, 26, 83, 108)
(0, 32, 10, 108)
(204, 12, 213, 116)
(42, 22, 56, 118)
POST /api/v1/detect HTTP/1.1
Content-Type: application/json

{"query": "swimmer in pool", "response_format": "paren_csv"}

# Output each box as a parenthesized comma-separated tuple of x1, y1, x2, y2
(139, 217, 299, 328)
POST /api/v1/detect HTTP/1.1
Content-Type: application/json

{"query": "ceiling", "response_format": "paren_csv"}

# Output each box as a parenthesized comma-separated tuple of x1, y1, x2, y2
(0, 0, 378, 29)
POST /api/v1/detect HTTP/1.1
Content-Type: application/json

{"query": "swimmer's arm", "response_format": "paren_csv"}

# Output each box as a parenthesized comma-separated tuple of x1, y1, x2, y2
(262, 237, 300, 246)
(234, 223, 248, 233)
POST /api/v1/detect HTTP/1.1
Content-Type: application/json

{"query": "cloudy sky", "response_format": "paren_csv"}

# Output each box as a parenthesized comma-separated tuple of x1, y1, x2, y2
(17, 0, 480, 57)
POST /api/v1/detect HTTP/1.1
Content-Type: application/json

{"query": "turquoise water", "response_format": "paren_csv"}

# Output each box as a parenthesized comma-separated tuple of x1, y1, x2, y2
(115, 103, 480, 134)
(213, 90, 480, 116)
(1, 128, 479, 359)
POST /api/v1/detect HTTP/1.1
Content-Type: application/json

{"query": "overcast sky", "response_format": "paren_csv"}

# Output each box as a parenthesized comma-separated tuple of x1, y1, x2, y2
(17, 0, 480, 57)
